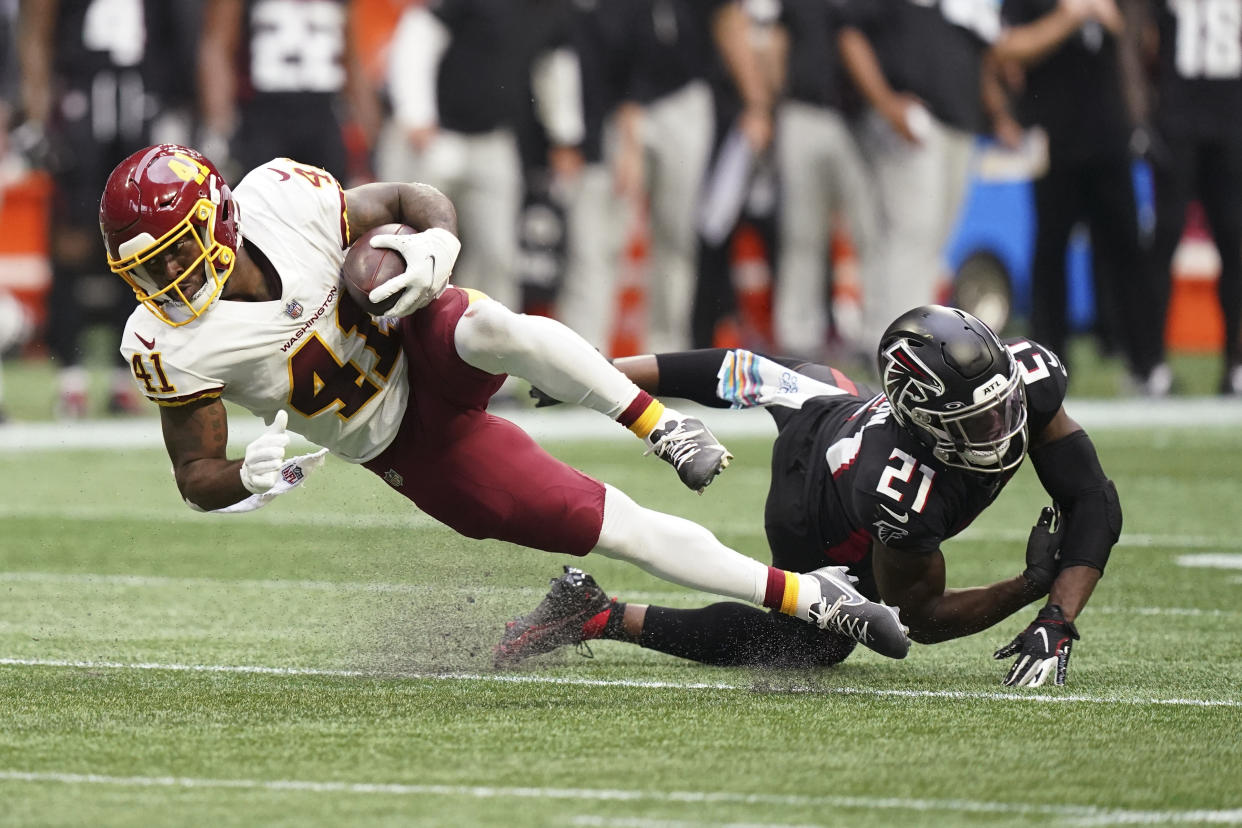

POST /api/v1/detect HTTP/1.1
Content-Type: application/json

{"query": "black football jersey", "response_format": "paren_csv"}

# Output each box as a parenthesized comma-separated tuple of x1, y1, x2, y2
(765, 339, 1067, 598)
(1151, 0, 1242, 139)
(238, 0, 348, 99)
(836, 0, 998, 133)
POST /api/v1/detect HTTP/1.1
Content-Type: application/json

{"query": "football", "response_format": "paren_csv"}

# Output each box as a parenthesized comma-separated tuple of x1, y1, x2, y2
(340, 223, 416, 315)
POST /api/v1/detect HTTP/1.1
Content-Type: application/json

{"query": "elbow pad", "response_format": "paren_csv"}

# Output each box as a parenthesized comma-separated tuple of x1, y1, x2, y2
(1030, 431, 1122, 574)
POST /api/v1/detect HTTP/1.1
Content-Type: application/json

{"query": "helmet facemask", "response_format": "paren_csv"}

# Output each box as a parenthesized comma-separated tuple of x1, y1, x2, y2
(907, 368, 1028, 472)
(110, 197, 235, 326)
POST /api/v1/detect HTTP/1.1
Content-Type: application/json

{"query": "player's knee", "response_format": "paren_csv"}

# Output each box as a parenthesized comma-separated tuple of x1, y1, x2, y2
(457, 298, 527, 363)
(594, 485, 657, 564)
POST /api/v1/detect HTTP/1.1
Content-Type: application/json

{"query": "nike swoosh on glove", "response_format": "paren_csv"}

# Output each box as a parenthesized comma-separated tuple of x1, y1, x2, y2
(240, 410, 291, 494)
(368, 227, 461, 317)
(993, 603, 1080, 687)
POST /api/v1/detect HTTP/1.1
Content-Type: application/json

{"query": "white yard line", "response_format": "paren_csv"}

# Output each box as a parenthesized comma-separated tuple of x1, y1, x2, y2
(0, 770, 1237, 825)
(0, 656, 1238, 708)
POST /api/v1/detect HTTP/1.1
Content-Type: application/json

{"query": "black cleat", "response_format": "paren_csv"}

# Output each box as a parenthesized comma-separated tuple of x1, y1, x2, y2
(806, 566, 911, 660)
(645, 415, 733, 493)
(494, 567, 612, 667)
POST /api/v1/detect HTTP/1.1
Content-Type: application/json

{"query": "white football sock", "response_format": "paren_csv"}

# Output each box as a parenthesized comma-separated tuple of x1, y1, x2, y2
(453, 298, 640, 418)
(591, 484, 768, 605)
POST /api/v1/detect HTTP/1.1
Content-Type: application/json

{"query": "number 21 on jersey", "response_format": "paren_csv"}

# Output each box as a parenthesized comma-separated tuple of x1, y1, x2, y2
(877, 448, 936, 513)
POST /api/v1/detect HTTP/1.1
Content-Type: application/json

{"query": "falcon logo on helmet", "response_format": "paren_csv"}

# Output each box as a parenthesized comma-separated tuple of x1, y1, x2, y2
(878, 305, 1029, 474)
(881, 338, 946, 409)
(99, 144, 242, 327)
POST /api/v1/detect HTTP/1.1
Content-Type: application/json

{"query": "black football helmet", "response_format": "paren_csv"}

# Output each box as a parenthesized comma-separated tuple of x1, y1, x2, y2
(877, 305, 1027, 473)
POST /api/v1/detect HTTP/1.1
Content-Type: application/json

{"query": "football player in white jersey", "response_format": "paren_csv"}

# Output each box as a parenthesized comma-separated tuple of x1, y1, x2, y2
(98, 143, 912, 662)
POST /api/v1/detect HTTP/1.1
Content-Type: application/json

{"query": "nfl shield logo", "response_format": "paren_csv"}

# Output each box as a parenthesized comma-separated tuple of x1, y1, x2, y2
(383, 469, 404, 488)
(284, 300, 304, 319)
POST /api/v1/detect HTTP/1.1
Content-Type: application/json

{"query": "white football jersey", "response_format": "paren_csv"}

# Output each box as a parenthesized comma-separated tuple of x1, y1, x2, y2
(119, 158, 410, 463)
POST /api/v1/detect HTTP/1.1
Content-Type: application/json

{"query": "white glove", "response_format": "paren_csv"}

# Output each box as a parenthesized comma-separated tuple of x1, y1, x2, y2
(368, 227, 462, 317)
(240, 410, 291, 494)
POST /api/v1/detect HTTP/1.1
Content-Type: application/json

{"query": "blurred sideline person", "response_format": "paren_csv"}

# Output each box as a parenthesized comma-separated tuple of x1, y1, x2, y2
(551, 0, 638, 355)
(97, 143, 911, 661)
(497, 306, 1121, 688)
(690, 0, 781, 351)
(837, 0, 1009, 343)
(375, 0, 578, 313)
(993, 0, 1150, 385)
(197, 0, 380, 185)
(1140, 0, 1242, 396)
(0, 0, 18, 420)
(19, 0, 189, 417)
(618, 0, 773, 354)
(767, 0, 878, 361)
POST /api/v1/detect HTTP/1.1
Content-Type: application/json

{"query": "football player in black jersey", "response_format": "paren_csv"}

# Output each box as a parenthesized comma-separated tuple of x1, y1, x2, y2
(495, 305, 1122, 687)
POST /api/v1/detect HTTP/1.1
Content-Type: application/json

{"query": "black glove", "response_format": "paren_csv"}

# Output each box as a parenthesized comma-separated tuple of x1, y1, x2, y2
(993, 603, 1080, 687)
(528, 385, 563, 408)
(1021, 504, 1064, 594)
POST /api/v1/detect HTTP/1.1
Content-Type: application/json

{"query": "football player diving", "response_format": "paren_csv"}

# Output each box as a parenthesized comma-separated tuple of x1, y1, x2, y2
(96, 144, 912, 662)
(495, 306, 1123, 687)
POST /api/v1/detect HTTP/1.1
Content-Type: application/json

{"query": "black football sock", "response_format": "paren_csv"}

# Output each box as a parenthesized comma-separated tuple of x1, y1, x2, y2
(638, 603, 856, 668)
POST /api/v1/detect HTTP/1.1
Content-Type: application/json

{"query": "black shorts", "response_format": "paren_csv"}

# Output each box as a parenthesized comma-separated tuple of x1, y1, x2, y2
(760, 360, 881, 597)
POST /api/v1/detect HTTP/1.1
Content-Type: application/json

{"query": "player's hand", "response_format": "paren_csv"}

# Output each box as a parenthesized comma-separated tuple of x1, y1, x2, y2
(368, 227, 461, 318)
(240, 410, 291, 494)
(1022, 504, 1064, 594)
(529, 385, 563, 408)
(993, 603, 1080, 687)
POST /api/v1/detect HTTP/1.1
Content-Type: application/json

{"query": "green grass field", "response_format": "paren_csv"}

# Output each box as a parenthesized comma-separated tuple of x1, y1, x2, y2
(2, 358, 1242, 825)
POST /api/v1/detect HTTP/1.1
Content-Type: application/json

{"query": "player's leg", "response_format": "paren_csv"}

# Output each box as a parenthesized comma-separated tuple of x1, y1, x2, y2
(643, 81, 714, 353)
(557, 162, 625, 354)
(494, 479, 909, 663)
(1195, 139, 1242, 393)
(372, 403, 883, 637)
(1029, 163, 1081, 362)
(774, 102, 838, 359)
(453, 131, 523, 311)
(494, 565, 856, 668)
(453, 295, 731, 492)
(1084, 156, 1151, 383)
(612, 349, 869, 412)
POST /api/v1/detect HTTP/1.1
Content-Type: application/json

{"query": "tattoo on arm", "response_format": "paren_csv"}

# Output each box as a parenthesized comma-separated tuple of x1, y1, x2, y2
(161, 398, 244, 506)
(345, 182, 457, 238)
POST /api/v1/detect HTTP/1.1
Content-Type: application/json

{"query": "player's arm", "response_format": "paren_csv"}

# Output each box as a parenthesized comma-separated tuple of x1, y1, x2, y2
(160, 397, 289, 511)
(1028, 407, 1119, 621)
(342, 182, 460, 316)
(837, 23, 921, 144)
(989, 407, 1119, 686)
(17, 0, 56, 129)
(343, 182, 458, 240)
(711, 0, 774, 150)
(873, 541, 1048, 645)
(342, 1, 382, 160)
(990, 0, 1092, 66)
(198, 0, 242, 155)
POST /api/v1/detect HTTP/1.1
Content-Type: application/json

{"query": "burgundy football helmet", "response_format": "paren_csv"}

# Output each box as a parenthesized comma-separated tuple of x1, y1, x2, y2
(99, 144, 241, 326)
